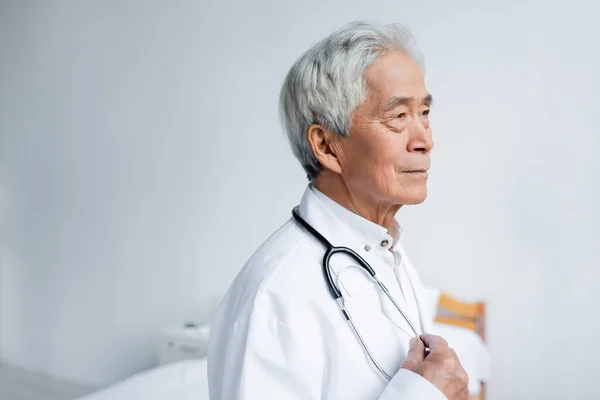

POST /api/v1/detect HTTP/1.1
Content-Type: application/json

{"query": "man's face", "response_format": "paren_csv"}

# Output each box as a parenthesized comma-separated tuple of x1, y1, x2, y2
(333, 50, 433, 206)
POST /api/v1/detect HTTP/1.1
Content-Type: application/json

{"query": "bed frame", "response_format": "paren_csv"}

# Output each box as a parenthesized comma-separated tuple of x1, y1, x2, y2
(434, 293, 486, 400)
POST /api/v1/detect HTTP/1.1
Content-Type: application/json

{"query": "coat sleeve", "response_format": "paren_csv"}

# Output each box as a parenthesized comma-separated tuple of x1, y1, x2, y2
(378, 369, 447, 399)
(208, 306, 447, 400)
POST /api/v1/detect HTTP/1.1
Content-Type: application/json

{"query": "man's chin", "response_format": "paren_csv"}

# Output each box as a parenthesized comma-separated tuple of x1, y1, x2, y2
(397, 189, 428, 206)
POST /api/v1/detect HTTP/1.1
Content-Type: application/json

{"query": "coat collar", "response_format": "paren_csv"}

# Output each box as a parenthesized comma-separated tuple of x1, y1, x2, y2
(298, 185, 402, 252)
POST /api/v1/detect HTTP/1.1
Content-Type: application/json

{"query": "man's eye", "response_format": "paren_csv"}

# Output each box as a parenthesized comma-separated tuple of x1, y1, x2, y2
(421, 109, 430, 116)
(396, 113, 407, 118)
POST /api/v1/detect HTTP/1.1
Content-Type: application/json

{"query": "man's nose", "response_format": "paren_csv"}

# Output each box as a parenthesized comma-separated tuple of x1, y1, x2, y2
(407, 119, 433, 154)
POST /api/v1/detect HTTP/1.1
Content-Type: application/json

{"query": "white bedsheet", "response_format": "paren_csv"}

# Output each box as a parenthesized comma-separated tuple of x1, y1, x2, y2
(77, 359, 209, 400)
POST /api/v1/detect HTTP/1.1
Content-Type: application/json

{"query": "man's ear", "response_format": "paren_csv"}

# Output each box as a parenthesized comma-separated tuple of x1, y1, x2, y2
(306, 124, 343, 174)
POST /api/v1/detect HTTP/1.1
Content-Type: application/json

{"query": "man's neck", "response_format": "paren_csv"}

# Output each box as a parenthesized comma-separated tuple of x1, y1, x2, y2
(313, 173, 401, 232)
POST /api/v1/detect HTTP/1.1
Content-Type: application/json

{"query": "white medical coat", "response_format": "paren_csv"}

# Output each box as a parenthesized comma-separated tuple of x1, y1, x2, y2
(207, 185, 447, 399)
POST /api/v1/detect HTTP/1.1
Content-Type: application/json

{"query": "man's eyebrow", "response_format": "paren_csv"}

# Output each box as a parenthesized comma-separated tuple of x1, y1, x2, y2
(384, 93, 434, 112)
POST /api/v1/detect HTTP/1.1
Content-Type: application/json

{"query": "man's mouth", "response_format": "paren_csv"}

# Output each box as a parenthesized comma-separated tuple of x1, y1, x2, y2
(404, 169, 429, 176)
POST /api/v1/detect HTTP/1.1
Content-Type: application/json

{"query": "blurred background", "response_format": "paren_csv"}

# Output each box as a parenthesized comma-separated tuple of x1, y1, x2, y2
(0, 0, 599, 399)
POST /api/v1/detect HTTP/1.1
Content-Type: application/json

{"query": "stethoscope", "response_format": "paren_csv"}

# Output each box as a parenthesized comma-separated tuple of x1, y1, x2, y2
(292, 206, 424, 381)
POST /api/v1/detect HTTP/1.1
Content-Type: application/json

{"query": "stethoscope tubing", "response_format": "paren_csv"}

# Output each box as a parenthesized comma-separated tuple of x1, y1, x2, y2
(291, 205, 427, 380)
(291, 206, 420, 338)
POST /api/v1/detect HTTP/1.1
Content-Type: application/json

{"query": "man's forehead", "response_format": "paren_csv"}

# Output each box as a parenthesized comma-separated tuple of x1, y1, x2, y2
(364, 51, 428, 105)
(365, 50, 423, 81)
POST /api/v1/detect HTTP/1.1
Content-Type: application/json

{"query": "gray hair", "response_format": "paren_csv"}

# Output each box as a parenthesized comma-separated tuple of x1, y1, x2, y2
(279, 21, 424, 180)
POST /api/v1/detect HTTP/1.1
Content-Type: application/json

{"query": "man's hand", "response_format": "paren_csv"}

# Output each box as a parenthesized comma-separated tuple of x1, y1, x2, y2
(401, 333, 469, 400)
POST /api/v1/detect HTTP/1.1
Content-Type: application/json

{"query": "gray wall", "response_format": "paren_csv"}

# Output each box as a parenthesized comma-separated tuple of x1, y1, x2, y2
(1, 1, 599, 399)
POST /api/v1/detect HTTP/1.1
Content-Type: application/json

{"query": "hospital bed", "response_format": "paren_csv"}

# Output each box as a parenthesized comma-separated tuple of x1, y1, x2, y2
(77, 293, 489, 400)
(77, 359, 209, 400)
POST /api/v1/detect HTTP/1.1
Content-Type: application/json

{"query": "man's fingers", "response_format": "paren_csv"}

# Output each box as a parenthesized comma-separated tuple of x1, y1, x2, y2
(403, 334, 469, 399)
(405, 336, 426, 362)
(420, 333, 448, 352)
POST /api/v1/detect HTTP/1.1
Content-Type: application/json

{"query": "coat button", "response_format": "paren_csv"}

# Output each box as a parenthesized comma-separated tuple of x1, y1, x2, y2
(380, 239, 389, 247)
(364, 245, 371, 251)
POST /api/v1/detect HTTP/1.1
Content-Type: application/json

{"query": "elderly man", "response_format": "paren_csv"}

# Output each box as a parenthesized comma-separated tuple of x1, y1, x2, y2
(207, 21, 469, 400)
